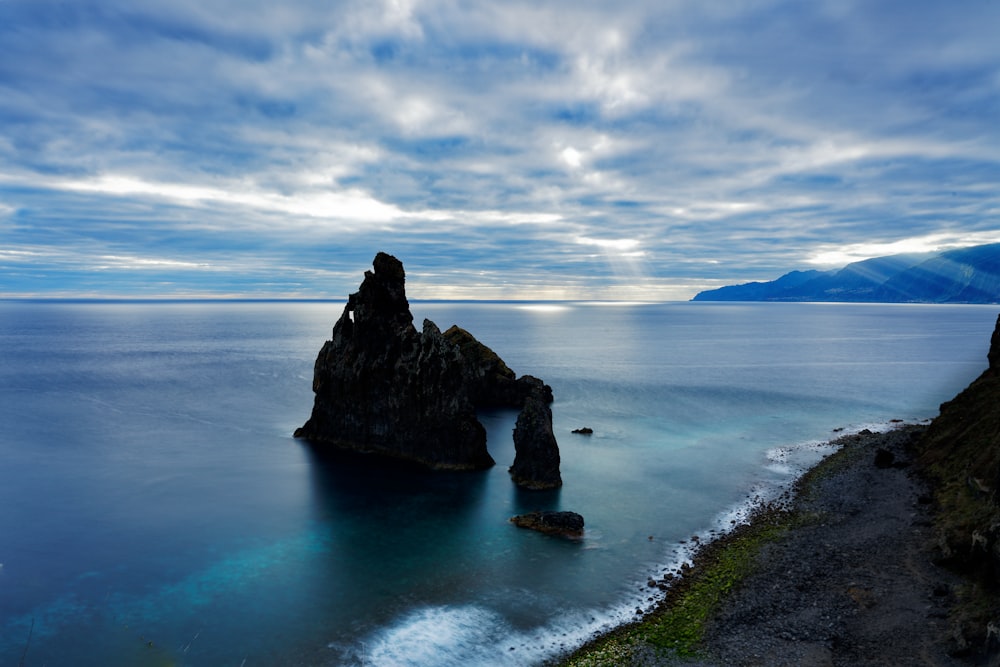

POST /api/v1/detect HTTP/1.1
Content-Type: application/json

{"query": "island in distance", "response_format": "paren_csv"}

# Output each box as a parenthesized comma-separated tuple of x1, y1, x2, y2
(693, 242, 1000, 303)
(294, 252, 562, 490)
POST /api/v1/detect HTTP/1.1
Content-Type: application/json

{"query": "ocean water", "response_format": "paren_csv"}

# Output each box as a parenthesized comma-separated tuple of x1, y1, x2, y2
(0, 300, 996, 666)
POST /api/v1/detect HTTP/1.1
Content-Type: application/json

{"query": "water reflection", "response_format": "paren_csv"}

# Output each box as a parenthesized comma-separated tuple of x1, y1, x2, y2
(302, 443, 497, 608)
(304, 443, 493, 526)
(510, 485, 562, 516)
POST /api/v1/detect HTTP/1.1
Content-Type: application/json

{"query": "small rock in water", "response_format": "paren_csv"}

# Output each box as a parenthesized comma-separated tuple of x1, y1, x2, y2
(572, 427, 594, 435)
(510, 510, 584, 537)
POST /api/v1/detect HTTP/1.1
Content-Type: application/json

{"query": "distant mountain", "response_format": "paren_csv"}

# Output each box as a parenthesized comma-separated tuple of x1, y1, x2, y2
(693, 243, 1000, 303)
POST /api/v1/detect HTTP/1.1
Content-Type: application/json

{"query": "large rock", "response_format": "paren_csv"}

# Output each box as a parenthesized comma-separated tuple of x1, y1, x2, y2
(295, 252, 562, 487)
(442, 324, 522, 407)
(509, 376, 562, 489)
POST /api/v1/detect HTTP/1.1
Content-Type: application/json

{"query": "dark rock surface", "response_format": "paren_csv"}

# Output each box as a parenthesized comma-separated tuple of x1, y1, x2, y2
(873, 447, 895, 468)
(509, 376, 562, 489)
(441, 324, 522, 407)
(294, 252, 562, 486)
(511, 510, 584, 537)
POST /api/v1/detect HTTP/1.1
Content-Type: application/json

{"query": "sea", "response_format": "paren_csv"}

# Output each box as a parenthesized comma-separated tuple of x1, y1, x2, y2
(0, 300, 996, 666)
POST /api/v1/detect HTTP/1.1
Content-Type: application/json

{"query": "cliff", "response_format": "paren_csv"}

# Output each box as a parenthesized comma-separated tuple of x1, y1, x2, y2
(294, 252, 562, 488)
(917, 312, 1000, 651)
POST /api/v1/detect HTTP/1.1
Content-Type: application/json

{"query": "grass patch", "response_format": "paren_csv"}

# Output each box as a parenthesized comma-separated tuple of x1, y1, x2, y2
(557, 505, 793, 666)
(641, 516, 788, 655)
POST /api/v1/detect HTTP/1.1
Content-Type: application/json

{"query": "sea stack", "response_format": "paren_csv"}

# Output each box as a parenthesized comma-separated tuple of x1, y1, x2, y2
(509, 376, 562, 489)
(295, 252, 563, 488)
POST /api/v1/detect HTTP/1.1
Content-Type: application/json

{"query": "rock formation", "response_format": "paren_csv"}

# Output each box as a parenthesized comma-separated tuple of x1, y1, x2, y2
(295, 252, 562, 488)
(510, 510, 584, 537)
(509, 376, 562, 489)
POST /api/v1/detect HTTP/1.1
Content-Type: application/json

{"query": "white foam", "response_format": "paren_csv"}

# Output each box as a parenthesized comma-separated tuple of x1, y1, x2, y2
(360, 606, 515, 666)
(349, 599, 659, 667)
(352, 605, 564, 667)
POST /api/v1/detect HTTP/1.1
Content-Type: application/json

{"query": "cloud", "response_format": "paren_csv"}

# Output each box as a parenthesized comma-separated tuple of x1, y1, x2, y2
(1, 0, 999, 298)
(807, 230, 1000, 267)
(59, 173, 411, 226)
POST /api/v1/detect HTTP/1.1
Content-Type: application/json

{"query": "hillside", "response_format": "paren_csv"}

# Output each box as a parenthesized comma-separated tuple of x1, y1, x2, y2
(693, 243, 1000, 303)
(916, 313, 1000, 652)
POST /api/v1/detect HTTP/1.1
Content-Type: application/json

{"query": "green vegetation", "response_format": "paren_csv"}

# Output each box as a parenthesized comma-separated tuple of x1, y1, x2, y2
(644, 519, 788, 654)
(559, 512, 790, 666)
(916, 367, 1000, 648)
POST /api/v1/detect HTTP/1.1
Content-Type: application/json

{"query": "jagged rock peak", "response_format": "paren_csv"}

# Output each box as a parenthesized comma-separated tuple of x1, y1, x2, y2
(347, 251, 412, 332)
(295, 253, 562, 488)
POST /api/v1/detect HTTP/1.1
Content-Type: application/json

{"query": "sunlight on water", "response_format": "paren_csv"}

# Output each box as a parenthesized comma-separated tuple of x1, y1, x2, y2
(515, 303, 571, 312)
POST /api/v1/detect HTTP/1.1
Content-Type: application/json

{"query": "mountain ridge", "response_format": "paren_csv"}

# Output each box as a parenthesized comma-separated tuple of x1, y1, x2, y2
(693, 243, 1000, 303)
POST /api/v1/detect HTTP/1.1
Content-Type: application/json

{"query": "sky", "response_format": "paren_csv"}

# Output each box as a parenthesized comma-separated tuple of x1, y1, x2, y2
(1, 0, 999, 301)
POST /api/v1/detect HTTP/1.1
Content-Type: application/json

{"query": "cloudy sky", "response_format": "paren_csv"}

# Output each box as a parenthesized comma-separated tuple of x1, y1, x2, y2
(2, 0, 999, 300)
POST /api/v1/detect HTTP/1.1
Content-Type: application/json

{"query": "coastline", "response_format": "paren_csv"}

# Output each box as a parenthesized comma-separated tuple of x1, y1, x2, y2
(559, 424, 975, 666)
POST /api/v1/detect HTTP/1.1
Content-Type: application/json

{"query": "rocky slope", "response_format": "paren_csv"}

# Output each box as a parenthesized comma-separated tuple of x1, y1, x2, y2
(917, 313, 1000, 654)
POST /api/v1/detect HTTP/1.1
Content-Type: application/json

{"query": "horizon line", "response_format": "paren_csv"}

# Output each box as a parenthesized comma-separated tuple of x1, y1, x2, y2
(0, 296, 680, 305)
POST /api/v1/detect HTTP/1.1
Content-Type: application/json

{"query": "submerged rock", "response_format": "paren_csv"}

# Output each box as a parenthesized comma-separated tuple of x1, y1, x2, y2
(510, 511, 584, 537)
(295, 252, 562, 487)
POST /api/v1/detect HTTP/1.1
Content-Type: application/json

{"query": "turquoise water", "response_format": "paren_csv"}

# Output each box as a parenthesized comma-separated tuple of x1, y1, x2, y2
(0, 301, 995, 665)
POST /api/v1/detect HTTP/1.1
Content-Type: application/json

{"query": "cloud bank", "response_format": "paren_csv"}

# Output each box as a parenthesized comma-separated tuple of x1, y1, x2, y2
(2, 0, 999, 299)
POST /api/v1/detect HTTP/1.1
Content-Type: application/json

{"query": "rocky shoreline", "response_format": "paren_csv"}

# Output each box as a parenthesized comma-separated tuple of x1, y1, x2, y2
(682, 425, 968, 666)
(561, 424, 991, 666)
